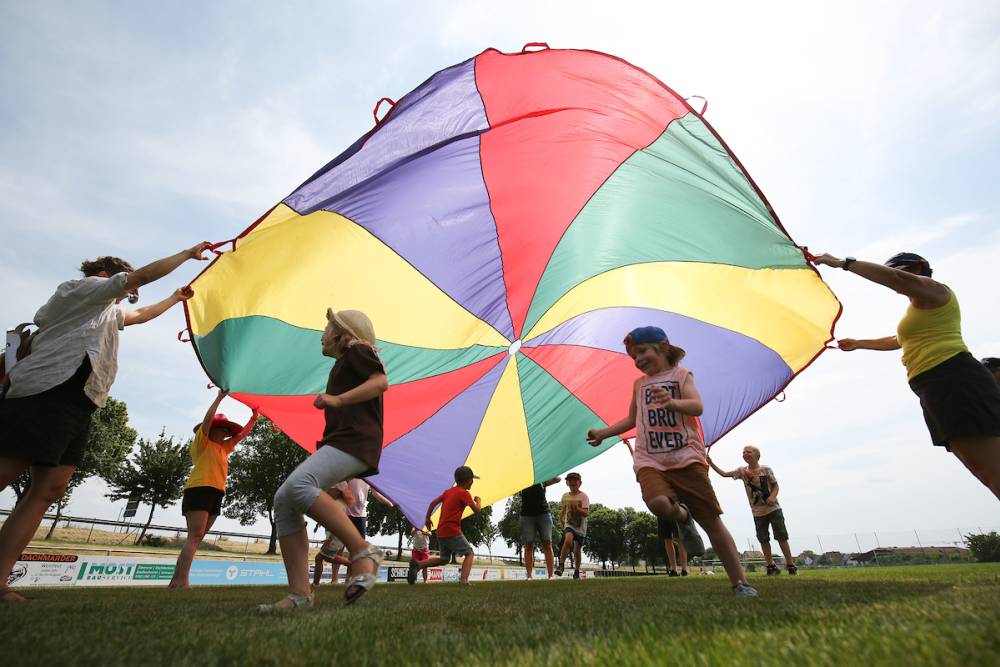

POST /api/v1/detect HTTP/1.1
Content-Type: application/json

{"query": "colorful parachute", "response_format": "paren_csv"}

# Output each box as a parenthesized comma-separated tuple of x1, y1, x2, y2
(185, 45, 841, 527)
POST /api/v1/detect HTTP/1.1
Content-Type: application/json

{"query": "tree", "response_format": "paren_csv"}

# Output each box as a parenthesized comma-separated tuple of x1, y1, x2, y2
(461, 505, 494, 547)
(9, 397, 136, 536)
(482, 518, 502, 560)
(366, 495, 412, 559)
(223, 419, 308, 554)
(626, 511, 660, 572)
(583, 504, 625, 569)
(497, 495, 523, 555)
(106, 430, 190, 544)
(965, 532, 1000, 562)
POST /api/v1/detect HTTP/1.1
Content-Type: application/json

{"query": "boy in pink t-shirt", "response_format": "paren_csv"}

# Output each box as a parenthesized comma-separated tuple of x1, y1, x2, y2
(587, 326, 756, 597)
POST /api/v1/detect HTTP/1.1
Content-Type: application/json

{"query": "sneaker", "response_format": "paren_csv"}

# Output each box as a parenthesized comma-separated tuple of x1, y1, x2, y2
(572, 570, 580, 580)
(554, 566, 563, 577)
(787, 564, 798, 576)
(406, 559, 419, 585)
(676, 504, 705, 557)
(667, 570, 679, 577)
(680, 569, 689, 577)
(733, 583, 758, 597)
(766, 563, 780, 576)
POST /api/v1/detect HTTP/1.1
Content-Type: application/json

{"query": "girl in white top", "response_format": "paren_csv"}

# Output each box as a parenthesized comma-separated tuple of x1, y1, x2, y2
(587, 326, 756, 597)
(0, 243, 212, 603)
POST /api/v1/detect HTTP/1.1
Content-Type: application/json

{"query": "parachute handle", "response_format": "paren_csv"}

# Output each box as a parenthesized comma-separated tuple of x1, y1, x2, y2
(209, 239, 236, 256)
(373, 98, 396, 125)
(177, 329, 191, 343)
(774, 391, 786, 403)
(521, 42, 549, 53)
(686, 96, 708, 115)
(797, 245, 818, 263)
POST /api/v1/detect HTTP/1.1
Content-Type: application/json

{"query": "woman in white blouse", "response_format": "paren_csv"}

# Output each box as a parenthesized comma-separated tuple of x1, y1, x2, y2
(0, 242, 211, 602)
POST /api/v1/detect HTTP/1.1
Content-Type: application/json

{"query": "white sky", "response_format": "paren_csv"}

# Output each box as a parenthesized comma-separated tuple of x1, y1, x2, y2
(2, 1, 998, 556)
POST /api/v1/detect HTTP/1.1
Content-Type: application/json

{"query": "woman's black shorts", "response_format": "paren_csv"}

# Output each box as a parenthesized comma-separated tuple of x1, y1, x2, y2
(181, 486, 225, 516)
(909, 352, 1000, 449)
(0, 357, 96, 467)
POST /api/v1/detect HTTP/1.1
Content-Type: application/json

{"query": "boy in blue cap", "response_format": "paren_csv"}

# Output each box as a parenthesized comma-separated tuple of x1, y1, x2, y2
(587, 326, 757, 597)
(408, 465, 482, 586)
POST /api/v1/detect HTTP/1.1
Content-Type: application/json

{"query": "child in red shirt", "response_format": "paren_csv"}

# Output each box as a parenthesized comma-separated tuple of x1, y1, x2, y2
(407, 466, 482, 585)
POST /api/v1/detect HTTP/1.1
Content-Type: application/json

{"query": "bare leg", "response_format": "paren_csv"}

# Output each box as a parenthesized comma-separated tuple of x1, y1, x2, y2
(698, 515, 748, 588)
(573, 542, 582, 576)
(558, 532, 570, 571)
(778, 540, 794, 565)
(542, 542, 554, 578)
(170, 511, 211, 588)
(949, 436, 1000, 501)
(459, 552, 473, 584)
(664, 539, 677, 572)
(677, 539, 688, 572)
(417, 556, 448, 571)
(313, 552, 325, 586)
(0, 463, 74, 602)
(761, 541, 774, 567)
(524, 542, 535, 579)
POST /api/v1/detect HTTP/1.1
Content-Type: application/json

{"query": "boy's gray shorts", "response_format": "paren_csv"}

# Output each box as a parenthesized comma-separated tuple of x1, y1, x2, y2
(754, 508, 789, 542)
(439, 535, 473, 562)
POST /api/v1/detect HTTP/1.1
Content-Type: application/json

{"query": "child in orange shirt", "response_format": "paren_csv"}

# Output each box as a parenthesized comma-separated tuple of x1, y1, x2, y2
(407, 466, 482, 586)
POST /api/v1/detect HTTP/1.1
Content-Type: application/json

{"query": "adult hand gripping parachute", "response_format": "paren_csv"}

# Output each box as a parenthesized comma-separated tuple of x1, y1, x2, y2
(184, 45, 841, 528)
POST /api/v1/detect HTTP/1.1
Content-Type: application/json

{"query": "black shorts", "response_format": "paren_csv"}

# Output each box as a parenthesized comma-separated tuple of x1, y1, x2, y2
(182, 486, 224, 516)
(656, 517, 680, 541)
(563, 527, 586, 546)
(909, 352, 1000, 449)
(0, 357, 96, 467)
(753, 509, 789, 542)
(349, 515, 366, 537)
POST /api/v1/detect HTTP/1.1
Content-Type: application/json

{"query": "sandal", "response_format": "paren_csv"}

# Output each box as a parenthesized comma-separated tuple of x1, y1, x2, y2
(344, 543, 383, 605)
(787, 563, 798, 576)
(766, 563, 780, 576)
(257, 589, 314, 612)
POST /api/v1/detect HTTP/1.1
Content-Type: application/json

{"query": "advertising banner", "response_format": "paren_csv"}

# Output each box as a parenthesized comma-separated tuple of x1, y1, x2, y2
(7, 553, 80, 587)
(13, 553, 590, 587)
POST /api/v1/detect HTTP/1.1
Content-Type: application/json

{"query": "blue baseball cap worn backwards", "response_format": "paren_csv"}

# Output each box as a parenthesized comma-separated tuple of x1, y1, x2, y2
(625, 326, 686, 361)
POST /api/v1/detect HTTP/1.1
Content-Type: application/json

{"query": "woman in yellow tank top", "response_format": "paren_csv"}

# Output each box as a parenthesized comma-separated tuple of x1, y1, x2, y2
(814, 251, 1000, 501)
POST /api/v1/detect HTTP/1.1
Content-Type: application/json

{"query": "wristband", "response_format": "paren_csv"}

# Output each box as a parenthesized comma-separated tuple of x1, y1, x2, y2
(842, 257, 856, 271)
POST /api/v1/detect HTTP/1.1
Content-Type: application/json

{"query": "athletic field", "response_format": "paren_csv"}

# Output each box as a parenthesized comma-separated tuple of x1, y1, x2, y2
(4, 564, 999, 666)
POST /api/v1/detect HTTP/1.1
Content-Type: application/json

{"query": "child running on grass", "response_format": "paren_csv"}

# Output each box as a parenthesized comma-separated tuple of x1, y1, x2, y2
(708, 446, 797, 575)
(407, 466, 482, 586)
(586, 326, 757, 597)
(658, 518, 689, 576)
(259, 309, 388, 610)
(410, 527, 431, 582)
(555, 473, 589, 579)
(169, 389, 257, 589)
(312, 484, 355, 586)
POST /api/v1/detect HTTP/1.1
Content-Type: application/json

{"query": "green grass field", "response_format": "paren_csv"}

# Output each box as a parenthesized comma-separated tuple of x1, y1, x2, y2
(4, 564, 999, 666)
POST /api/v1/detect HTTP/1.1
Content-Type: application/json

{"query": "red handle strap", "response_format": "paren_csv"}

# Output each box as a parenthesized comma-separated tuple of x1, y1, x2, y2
(685, 96, 708, 115)
(373, 97, 396, 125)
(521, 42, 549, 53)
(177, 329, 191, 343)
(798, 245, 818, 263)
(209, 239, 236, 256)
